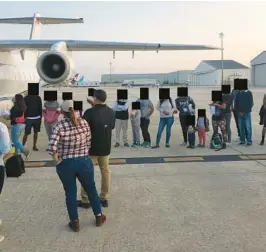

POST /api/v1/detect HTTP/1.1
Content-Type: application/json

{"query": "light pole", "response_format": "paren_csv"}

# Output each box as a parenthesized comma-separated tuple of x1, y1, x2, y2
(109, 62, 112, 83)
(219, 32, 224, 85)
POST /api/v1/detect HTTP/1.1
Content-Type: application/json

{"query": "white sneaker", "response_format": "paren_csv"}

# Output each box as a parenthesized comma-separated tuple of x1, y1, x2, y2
(0, 235, 4, 243)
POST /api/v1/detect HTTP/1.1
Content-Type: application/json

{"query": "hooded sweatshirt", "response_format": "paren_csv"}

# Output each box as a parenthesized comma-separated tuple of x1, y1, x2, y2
(43, 101, 60, 124)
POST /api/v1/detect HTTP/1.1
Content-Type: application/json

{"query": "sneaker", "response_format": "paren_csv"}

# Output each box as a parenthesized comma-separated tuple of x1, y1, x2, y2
(165, 144, 170, 148)
(0, 236, 4, 243)
(239, 142, 245, 145)
(151, 145, 159, 149)
(260, 140, 264, 146)
(77, 200, 91, 209)
(247, 143, 252, 146)
(131, 142, 137, 147)
(33, 147, 38, 151)
(144, 142, 151, 148)
(68, 220, 80, 232)
(124, 143, 129, 147)
(24, 150, 31, 160)
(100, 200, 108, 208)
(96, 214, 106, 227)
(114, 143, 120, 147)
(201, 144, 206, 148)
(180, 142, 187, 146)
(197, 144, 202, 147)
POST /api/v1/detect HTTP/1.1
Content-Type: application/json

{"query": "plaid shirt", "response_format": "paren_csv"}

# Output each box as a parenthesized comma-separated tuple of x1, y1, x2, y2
(48, 118, 91, 159)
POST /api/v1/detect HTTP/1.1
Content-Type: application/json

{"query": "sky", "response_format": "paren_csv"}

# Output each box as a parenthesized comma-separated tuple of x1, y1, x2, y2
(0, 1, 265, 80)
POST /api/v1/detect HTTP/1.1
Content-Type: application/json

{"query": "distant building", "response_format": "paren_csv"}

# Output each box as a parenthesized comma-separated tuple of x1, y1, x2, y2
(101, 70, 193, 85)
(189, 60, 250, 86)
(251, 51, 266, 87)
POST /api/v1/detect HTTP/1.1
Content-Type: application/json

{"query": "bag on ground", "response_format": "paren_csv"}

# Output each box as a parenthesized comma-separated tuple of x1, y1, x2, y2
(5, 154, 25, 177)
(210, 133, 224, 150)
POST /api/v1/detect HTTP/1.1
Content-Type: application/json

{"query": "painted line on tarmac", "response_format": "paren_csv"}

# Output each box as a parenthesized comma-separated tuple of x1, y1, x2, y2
(24, 154, 266, 168)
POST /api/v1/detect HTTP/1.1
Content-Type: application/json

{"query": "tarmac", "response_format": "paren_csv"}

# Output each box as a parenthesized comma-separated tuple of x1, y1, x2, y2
(1, 86, 266, 252)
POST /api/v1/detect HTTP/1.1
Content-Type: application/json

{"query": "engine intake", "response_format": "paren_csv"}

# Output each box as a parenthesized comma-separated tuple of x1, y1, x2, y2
(36, 51, 71, 85)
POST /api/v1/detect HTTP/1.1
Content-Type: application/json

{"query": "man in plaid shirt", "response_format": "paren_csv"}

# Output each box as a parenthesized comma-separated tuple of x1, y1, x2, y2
(48, 100, 106, 232)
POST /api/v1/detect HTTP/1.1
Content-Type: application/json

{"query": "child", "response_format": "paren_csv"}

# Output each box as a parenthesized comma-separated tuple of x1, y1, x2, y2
(43, 100, 60, 141)
(130, 109, 141, 147)
(259, 94, 266, 145)
(196, 116, 210, 147)
(186, 115, 196, 149)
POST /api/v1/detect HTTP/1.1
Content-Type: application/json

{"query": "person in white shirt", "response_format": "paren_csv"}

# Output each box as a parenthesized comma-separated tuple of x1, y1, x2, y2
(152, 98, 177, 148)
(0, 121, 12, 243)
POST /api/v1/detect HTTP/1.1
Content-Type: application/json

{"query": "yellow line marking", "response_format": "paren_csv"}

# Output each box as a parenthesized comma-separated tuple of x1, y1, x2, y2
(109, 159, 126, 164)
(25, 162, 46, 167)
(239, 155, 250, 160)
(164, 157, 204, 162)
(248, 155, 266, 159)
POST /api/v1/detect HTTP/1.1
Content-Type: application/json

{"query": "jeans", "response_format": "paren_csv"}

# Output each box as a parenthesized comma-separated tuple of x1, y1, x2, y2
(224, 113, 232, 142)
(238, 112, 252, 144)
(11, 123, 25, 153)
(156, 117, 174, 145)
(56, 156, 102, 221)
(44, 122, 57, 140)
(179, 115, 188, 143)
(188, 132, 195, 146)
(140, 118, 151, 143)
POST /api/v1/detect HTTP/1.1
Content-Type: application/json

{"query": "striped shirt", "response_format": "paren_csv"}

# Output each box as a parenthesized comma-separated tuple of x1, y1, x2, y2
(48, 118, 91, 160)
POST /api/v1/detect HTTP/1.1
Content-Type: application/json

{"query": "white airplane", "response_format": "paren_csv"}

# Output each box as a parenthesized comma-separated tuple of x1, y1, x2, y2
(0, 12, 220, 115)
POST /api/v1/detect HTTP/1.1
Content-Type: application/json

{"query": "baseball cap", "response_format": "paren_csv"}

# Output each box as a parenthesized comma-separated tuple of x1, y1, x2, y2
(93, 89, 107, 102)
(61, 100, 74, 112)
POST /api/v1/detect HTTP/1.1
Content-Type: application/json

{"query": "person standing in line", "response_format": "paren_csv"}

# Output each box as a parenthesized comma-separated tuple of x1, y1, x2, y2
(175, 95, 196, 146)
(152, 98, 177, 148)
(43, 99, 61, 141)
(0, 121, 12, 242)
(48, 100, 106, 232)
(10, 94, 30, 158)
(259, 94, 266, 145)
(130, 105, 141, 147)
(136, 98, 154, 148)
(209, 100, 227, 147)
(222, 92, 233, 144)
(78, 90, 115, 209)
(196, 115, 209, 148)
(231, 87, 240, 141)
(235, 87, 253, 146)
(22, 91, 42, 151)
(113, 98, 129, 147)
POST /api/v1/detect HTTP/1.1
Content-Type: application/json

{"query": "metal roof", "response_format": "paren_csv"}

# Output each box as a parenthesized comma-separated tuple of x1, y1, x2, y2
(203, 60, 249, 70)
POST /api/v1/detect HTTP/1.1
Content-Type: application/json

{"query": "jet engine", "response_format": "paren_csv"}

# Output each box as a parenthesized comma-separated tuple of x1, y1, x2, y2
(36, 42, 74, 85)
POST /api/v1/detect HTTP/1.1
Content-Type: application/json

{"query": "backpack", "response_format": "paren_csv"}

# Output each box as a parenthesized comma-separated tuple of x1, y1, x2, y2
(210, 133, 225, 150)
(5, 154, 25, 177)
(178, 97, 193, 114)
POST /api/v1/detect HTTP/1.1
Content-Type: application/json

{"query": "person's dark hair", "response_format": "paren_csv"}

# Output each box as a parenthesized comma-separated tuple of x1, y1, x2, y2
(160, 98, 173, 108)
(14, 94, 26, 112)
(94, 89, 107, 103)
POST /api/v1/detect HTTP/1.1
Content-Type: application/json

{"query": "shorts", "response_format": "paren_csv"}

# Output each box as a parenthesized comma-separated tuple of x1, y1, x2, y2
(25, 118, 42, 135)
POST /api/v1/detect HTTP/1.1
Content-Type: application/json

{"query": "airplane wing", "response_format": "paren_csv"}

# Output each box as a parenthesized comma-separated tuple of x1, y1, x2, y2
(0, 40, 220, 52)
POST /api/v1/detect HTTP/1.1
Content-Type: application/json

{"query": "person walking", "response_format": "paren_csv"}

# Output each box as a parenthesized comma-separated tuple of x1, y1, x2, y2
(10, 94, 30, 158)
(0, 121, 12, 242)
(22, 92, 42, 151)
(43, 99, 60, 141)
(48, 100, 106, 232)
(259, 94, 266, 145)
(78, 90, 115, 209)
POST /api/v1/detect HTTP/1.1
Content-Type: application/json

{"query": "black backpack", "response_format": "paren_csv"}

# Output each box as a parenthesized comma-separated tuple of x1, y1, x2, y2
(5, 154, 25, 178)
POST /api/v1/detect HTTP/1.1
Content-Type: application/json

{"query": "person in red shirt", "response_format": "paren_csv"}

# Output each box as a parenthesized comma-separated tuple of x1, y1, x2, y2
(48, 100, 106, 232)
